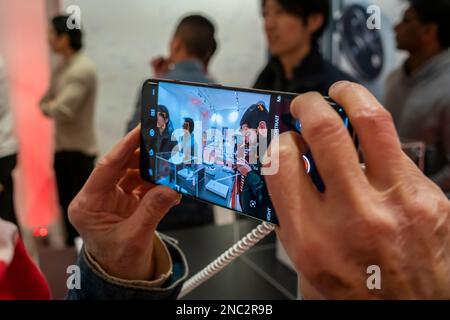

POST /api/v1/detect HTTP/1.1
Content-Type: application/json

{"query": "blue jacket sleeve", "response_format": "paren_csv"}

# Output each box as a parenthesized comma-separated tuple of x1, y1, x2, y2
(66, 235, 188, 300)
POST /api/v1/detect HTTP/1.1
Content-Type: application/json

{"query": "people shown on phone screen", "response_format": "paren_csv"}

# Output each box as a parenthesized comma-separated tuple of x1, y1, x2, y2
(235, 102, 272, 222)
(155, 105, 176, 154)
(179, 117, 196, 163)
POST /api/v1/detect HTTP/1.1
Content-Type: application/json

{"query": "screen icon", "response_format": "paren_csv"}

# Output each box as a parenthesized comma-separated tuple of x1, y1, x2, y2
(150, 109, 156, 117)
(266, 207, 272, 221)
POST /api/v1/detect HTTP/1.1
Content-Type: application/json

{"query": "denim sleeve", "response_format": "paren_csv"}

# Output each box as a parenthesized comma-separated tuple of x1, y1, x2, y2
(66, 235, 189, 300)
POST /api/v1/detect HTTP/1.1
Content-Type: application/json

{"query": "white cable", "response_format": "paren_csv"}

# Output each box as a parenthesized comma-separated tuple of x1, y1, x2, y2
(178, 221, 276, 299)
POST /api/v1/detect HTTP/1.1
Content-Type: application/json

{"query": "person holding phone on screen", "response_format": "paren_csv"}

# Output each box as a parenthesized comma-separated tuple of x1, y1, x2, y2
(236, 102, 273, 222)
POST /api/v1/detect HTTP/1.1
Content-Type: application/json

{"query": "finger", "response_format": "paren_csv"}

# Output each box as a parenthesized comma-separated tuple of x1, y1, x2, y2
(264, 132, 320, 228)
(125, 149, 141, 170)
(125, 186, 182, 233)
(329, 81, 405, 187)
(291, 92, 367, 193)
(116, 149, 141, 178)
(133, 184, 156, 199)
(118, 169, 150, 194)
(84, 125, 141, 193)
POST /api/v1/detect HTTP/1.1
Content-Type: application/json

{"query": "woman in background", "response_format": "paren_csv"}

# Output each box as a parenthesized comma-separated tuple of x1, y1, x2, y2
(0, 55, 18, 226)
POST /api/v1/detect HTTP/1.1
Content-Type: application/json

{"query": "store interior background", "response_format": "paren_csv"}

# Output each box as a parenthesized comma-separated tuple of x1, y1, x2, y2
(0, 0, 409, 299)
(58, 0, 408, 157)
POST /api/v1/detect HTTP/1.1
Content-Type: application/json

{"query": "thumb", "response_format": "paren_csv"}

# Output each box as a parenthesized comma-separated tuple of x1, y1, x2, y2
(129, 186, 182, 231)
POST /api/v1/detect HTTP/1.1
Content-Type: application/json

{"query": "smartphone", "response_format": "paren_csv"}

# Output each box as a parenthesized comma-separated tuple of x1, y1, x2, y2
(140, 79, 356, 225)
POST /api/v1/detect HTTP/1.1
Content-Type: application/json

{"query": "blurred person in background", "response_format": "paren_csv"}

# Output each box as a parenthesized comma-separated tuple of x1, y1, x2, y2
(0, 55, 18, 226)
(385, 0, 450, 196)
(126, 14, 218, 231)
(254, 0, 353, 94)
(126, 14, 217, 131)
(39, 15, 98, 246)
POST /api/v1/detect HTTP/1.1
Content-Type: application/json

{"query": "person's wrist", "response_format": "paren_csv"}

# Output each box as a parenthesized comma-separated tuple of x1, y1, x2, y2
(85, 236, 156, 281)
(82, 233, 175, 292)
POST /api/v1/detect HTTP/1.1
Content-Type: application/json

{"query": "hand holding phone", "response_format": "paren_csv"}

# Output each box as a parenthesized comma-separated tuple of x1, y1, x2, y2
(265, 82, 450, 299)
(69, 127, 181, 281)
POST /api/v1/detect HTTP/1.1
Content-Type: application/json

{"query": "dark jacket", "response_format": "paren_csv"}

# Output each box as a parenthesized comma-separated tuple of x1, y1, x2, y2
(253, 47, 354, 95)
(156, 128, 177, 154)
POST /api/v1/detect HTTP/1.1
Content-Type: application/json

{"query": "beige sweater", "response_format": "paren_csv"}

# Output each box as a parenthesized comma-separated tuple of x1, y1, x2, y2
(40, 52, 98, 156)
(0, 55, 17, 158)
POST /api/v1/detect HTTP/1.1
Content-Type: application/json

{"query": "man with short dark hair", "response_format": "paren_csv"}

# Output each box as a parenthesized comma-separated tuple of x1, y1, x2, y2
(161, 15, 217, 78)
(182, 117, 194, 135)
(385, 0, 450, 195)
(126, 14, 217, 131)
(254, 0, 353, 94)
(40, 15, 98, 245)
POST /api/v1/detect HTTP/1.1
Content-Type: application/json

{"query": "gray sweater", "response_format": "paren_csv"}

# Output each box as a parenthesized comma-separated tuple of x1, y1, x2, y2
(385, 50, 450, 193)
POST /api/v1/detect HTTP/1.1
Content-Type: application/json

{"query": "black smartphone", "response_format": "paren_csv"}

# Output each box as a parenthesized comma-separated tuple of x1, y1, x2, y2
(140, 79, 356, 225)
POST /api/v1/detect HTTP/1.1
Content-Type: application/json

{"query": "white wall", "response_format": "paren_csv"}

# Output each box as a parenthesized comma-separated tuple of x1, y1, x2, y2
(62, 0, 268, 156)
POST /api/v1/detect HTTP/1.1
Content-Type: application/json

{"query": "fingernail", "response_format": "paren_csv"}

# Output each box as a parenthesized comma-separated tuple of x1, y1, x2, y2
(174, 194, 182, 205)
(330, 81, 352, 93)
(156, 192, 172, 205)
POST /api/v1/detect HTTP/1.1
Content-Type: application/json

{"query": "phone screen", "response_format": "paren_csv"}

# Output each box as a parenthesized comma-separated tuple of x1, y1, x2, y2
(140, 79, 353, 225)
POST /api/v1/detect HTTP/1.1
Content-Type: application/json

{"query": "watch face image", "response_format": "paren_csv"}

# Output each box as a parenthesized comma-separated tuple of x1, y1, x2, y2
(338, 3, 385, 80)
